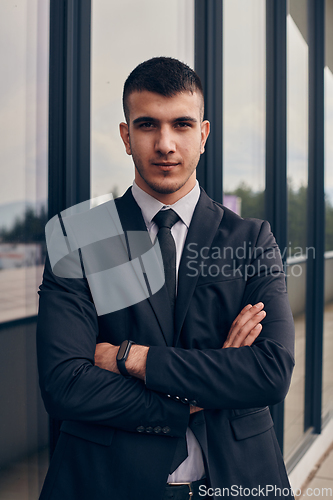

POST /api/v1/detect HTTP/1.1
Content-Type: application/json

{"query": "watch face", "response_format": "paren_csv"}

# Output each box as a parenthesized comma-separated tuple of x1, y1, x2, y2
(117, 341, 129, 360)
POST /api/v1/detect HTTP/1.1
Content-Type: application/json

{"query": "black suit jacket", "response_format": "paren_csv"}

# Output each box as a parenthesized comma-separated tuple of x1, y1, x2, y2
(37, 188, 295, 500)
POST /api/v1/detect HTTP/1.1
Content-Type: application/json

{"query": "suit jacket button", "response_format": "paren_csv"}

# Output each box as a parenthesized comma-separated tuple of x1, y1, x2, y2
(137, 426, 145, 433)
(190, 400, 198, 406)
(180, 397, 189, 404)
(162, 426, 171, 434)
(146, 427, 153, 433)
(154, 426, 162, 434)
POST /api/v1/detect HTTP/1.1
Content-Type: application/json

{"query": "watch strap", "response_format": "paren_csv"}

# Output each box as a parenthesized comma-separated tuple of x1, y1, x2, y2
(117, 340, 135, 378)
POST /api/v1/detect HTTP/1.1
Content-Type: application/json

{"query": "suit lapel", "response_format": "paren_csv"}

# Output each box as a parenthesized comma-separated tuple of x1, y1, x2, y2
(115, 188, 174, 346)
(174, 189, 224, 345)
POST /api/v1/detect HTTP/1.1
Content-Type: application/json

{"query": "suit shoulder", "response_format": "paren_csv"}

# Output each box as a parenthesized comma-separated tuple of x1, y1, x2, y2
(212, 200, 270, 233)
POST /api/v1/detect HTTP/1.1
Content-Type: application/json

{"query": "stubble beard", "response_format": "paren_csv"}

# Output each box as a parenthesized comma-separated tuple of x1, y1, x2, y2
(135, 164, 195, 194)
(132, 152, 200, 195)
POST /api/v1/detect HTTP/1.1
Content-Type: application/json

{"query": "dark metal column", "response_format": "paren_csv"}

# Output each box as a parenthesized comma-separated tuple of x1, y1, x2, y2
(195, 0, 223, 203)
(48, 0, 91, 455)
(265, 0, 287, 452)
(304, 0, 325, 434)
(48, 0, 91, 220)
(265, 0, 287, 250)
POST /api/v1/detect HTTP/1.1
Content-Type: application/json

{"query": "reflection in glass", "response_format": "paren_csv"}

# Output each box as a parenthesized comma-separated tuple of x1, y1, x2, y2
(284, 8, 308, 460)
(91, 0, 194, 199)
(323, 64, 333, 419)
(0, 1, 49, 498)
(223, 0, 265, 218)
(0, 1, 48, 324)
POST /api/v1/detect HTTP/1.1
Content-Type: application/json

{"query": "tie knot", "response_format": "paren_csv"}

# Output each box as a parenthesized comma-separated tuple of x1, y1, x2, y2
(153, 209, 180, 230)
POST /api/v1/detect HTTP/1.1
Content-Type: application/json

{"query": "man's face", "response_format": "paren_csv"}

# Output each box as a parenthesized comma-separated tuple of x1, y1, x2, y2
(119, 90, 210, 204)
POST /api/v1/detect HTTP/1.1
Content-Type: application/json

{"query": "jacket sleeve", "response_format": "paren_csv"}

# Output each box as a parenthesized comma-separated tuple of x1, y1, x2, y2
(36, 256, 189, 437)
(145, 220, 295, 410)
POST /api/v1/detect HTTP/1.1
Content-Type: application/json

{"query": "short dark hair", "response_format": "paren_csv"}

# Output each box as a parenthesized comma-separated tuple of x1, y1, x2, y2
(123, 57, 204, 122)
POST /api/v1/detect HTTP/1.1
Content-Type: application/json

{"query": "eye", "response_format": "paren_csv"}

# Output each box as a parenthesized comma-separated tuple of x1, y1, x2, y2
(175, 122, 191, 128)
(139, 122, 155, 129)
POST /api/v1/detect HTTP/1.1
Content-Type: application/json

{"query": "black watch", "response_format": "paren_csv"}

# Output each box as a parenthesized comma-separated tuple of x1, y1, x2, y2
(116, 340, 136, 378)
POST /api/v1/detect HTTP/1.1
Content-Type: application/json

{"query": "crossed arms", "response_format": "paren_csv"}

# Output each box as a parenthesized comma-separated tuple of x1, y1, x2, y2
(37, 219, 295, 437)
(94, 302, 267, 414)
(95, 303, 266, 380)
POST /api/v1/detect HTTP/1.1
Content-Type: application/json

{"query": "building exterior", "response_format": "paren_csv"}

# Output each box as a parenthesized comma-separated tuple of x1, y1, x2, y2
(0, 0, 332, 496)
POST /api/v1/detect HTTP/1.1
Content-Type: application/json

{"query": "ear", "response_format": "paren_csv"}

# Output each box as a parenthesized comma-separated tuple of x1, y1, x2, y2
(200, 120, 210, 154)
(119, 122, 132, 155)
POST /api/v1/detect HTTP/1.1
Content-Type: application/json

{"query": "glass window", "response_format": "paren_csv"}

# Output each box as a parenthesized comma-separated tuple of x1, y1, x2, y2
(0, 1, 49, 497)
(323, 0, 333, 421)
(0, 0, 48, 324)
(222, 0, 266, 218)
(90, 0, 195, 200)
(284, 0, 308, 459)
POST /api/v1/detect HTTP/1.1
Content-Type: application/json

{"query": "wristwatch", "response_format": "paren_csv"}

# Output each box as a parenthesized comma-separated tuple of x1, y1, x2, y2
(116, 340, 136, 378)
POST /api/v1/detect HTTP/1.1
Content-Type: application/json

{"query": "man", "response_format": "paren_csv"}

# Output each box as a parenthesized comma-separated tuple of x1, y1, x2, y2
(37, 57, 295, 500)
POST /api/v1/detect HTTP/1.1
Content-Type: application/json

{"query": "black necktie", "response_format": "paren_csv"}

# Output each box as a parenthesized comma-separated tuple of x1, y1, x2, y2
(153, 209, 188, 473)
(153, 209, 180, 312)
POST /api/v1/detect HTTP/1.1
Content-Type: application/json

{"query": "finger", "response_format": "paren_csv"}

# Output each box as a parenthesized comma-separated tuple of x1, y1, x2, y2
(229, 310, 266, 348)
(229, 304, 252, 329)
(239, 303, 253, 315)
(225, 303, 264, 347)
(224, 307, 265, 348)
(240, 323, 262, 347)
(229, 302, 264, 333)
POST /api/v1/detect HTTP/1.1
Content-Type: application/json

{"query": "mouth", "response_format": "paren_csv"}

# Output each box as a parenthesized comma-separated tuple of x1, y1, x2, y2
(152, 162, 180, 169)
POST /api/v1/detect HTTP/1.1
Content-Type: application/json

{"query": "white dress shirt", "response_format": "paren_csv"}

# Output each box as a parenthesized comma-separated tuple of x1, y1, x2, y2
(131, 180, 205, 483)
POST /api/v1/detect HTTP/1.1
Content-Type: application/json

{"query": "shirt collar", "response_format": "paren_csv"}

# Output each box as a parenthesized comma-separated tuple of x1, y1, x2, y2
(131, 180, 200, 229)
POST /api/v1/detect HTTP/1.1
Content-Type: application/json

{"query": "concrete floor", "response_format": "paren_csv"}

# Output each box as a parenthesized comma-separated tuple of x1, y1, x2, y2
(284, 303, 333, 461)
(297, 442, 333, 499)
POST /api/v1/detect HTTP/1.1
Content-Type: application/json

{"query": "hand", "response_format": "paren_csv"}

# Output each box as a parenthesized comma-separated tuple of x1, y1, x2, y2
(223, 302, 266, 349)
(94, 342, 149, 381)
(190, 405, 203, 414)
(94, 342, 120, 373)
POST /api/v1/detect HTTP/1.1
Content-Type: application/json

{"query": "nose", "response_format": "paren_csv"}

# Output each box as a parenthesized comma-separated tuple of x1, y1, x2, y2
(155, 127, 176, 155)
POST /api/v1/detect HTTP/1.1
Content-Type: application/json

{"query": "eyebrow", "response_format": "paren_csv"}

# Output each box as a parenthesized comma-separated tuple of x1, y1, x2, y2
(132, 115, 198, 125)
(174, 116, 198, 123)
(132, 116, 157, 125)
